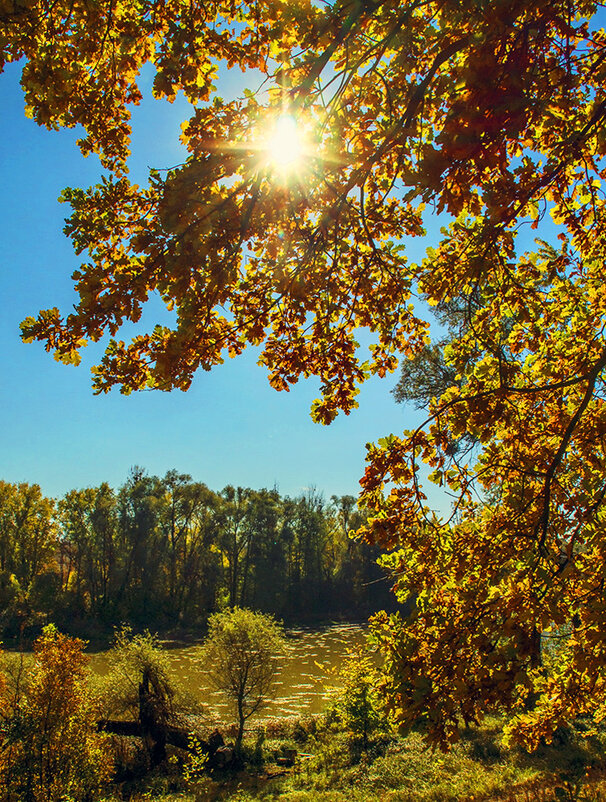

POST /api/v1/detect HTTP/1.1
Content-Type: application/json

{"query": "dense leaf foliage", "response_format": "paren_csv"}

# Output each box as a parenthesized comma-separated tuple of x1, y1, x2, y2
(0, 626, 112, 801)
(6, 0, 606, 747)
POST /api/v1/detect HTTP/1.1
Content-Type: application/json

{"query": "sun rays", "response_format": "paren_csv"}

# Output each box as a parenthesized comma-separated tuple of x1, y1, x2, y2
(264, 114, 306, 173)
(258, 112, 312, 180)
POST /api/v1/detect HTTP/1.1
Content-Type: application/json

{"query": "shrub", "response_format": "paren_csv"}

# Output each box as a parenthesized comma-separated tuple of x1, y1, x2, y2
(0, 624, 113, 801)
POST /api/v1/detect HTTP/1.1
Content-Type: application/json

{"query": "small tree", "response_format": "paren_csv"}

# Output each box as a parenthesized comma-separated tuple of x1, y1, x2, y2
(0, 625, 113, 802)
(331, 647, 385, 752)
(203, 608, 285, 752)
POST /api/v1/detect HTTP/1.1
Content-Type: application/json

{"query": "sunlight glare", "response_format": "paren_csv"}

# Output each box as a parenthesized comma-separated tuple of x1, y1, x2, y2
(266, 115, 305, 173)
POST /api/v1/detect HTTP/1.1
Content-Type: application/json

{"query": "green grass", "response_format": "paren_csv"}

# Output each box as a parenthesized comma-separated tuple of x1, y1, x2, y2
(103, 715, 606, 802)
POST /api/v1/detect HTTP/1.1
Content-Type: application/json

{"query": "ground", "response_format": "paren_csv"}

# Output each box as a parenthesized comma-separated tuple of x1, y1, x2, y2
(102, 714, 606, 801)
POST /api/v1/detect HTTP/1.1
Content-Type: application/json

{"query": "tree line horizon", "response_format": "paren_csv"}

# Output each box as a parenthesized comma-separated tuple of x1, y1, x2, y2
(0, 469, 394, 641)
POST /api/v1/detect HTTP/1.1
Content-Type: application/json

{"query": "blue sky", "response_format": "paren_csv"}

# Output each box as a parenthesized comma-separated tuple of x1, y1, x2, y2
(0, 59, 439, 503)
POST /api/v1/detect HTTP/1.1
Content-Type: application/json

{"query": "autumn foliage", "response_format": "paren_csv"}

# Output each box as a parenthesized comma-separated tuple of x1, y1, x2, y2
(0, 626, 112, 801)
(5, 0, 606, 747)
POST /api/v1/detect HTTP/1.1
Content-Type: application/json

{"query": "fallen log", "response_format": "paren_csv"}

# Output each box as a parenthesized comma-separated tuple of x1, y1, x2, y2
(97, 719, 208, 754)
(98, 720, 140, 738)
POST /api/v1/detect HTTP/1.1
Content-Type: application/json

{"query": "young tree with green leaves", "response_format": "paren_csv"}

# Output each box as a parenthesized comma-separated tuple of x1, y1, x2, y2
(330, 647, 385, 752)
(202, 607, 285, 752)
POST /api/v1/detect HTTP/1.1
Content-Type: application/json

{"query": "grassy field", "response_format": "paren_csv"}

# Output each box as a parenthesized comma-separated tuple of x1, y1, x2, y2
(103, 714, 606, 801)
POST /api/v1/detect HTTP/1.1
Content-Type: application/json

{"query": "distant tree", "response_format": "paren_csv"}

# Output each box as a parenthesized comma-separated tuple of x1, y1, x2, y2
(216, 487, 256, 609)
(0, 482, 56, 593)
(156, 473, 222, 622)
(331, 495, 357, 538)
(286, 491, 331, 616)
(115, 468, 164, 621)
(242, 489, 284, 612)
(0, 625, 112, 801)
(392, 342, 459, 412)
(0, 482, 57, 635)
(328, 497, 392, 617)
(57, 483, 119, 618)
(202, 607, 285, 752)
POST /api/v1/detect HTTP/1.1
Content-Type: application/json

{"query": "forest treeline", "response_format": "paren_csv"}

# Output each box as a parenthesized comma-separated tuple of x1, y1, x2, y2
(0, 469, 393, 639)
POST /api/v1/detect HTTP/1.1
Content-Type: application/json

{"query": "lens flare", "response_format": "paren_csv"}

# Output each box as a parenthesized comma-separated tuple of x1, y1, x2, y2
(266, 115, 305, 173)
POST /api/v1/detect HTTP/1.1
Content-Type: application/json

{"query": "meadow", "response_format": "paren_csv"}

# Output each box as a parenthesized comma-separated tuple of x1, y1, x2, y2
(104, 714, 606, 802)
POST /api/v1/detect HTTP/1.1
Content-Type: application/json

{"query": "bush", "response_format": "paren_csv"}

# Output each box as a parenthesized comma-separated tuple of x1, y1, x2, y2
(327, 646, 387, 752)
(0, 625, 113, 801)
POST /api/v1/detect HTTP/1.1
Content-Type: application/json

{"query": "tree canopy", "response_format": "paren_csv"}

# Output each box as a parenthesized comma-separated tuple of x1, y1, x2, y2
(6, 0, 606, 748)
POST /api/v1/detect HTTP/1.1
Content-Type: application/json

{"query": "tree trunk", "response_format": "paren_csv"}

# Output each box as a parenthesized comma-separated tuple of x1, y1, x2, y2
(235, 698, 245, 754)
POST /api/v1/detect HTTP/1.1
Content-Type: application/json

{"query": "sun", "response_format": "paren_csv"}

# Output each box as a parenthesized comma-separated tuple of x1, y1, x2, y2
(263, 114, 307, 175)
